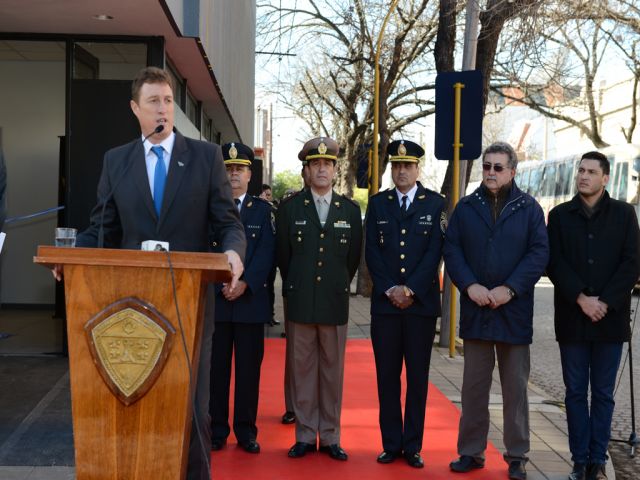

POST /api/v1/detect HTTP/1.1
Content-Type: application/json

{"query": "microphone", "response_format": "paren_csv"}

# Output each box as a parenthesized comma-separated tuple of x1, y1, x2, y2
(96, 125, 165, 248)
(143, 124, 164, 142)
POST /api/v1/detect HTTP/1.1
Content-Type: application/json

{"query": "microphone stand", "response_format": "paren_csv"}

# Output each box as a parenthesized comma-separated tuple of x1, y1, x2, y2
(610, 295, 639, 457)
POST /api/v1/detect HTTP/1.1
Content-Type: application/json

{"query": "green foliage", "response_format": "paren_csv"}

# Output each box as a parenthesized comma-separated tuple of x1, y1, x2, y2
(272, 170, 303, 201)
(352, 188, 369, 215)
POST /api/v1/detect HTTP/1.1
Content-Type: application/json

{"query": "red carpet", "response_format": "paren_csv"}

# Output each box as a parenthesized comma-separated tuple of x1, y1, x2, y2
(211, 338, 504, 479)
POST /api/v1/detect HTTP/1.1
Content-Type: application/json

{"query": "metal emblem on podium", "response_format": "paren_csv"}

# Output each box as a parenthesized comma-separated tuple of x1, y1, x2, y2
(84, 297, 175, 406)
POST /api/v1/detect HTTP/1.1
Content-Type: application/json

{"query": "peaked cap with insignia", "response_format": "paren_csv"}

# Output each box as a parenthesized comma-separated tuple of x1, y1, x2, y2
(298, 136, 340, 162)
(222, 142, 254, 166)
(387, 139, 424, 164)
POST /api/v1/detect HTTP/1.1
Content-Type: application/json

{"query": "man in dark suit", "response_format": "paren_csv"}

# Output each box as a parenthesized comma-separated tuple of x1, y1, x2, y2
(365, 139, 445, 468)
(68, 67, 246, 480)
(547, 151, 640, 480)
(276, 136, 362, 461)
(209, 142, 275, 454)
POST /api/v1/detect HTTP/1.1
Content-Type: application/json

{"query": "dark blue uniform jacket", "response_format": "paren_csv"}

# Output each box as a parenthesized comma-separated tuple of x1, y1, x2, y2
(365, 182, 446, 317)
(213, 195, 275, 324)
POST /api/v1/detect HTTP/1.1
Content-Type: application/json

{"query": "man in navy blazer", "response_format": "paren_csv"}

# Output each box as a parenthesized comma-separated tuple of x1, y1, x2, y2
(365, 140, 446, 469)
(209, 142, 275, 455)
(71, 67, 246, 480)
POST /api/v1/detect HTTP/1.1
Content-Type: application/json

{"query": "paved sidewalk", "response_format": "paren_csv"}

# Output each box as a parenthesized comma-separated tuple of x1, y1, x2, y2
(0, 282, 616, 480)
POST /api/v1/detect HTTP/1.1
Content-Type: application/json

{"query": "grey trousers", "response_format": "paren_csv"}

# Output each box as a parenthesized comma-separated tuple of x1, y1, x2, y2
(288, 321, 348, 445)
(457, 339, 530, 464)
(283, 299, 293, 412)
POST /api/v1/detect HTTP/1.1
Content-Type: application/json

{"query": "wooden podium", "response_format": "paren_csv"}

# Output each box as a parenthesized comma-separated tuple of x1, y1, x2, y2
(34, 246, 231, 480)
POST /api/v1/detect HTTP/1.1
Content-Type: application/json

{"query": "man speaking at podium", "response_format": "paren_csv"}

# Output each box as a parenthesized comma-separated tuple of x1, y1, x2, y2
(65, 66, 246, 480)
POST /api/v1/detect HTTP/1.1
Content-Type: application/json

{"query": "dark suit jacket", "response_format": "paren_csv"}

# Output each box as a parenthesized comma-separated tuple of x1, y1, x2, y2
(77, 130, 245, 257)
(547, 192, 640, 342)
(365, 182, 445, 317)
(276, 188, 362, 326)
(213, 195, 275, 324)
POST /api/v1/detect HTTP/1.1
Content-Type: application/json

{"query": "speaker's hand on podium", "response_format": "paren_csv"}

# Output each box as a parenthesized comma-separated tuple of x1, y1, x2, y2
(51, 264, 63, 281)
(224, 250, 244, 293)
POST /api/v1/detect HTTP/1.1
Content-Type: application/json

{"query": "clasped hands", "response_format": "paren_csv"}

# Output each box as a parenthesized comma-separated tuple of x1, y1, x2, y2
(387, 285, 414, 310)
(577, 292, 608, 323)
(466, 283, 512, 309)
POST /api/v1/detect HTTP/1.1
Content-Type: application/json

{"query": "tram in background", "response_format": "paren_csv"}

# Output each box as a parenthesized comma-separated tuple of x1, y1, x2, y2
(514, 144, 640, 220)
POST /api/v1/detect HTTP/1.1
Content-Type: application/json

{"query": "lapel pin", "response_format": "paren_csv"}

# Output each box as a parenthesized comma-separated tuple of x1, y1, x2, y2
(304, 199, 310, 205)
(388, 195, 393, 200)
(247, 201, 253, 208)
(178, 161, 184, 167)
(418, 194, 425, 199)
(334, 201, 340, 208)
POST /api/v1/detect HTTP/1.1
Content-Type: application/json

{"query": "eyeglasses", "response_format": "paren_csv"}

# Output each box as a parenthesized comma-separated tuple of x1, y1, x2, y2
(482, 163, 507, 172)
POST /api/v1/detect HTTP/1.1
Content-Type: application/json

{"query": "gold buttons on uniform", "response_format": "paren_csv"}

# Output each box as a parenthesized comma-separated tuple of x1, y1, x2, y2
(400, 254, 405, 259)
(320, 233, 325, 238)
(251, 233, 256, 238)
(297, 237, 302, 242)
(400, 241, 405, 246)
(400, 268, 406, 273)
(401, 229, 406, 234)
(317, 261, 323, 267)
(316, 276, 322, 282)
(319, 247, 324, 252)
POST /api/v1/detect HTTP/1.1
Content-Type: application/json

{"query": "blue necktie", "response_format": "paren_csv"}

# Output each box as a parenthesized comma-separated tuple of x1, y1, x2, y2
(151, 146, 166, 217)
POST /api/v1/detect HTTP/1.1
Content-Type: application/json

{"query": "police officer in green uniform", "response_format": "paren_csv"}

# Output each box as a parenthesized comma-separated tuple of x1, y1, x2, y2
(276, 136, 362, 461)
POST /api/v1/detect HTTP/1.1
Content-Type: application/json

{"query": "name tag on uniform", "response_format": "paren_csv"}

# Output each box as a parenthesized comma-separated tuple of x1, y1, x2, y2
(247, 225, 261, 229)
(334, 221, 351, 228)
(295, 220, 306, 225)
(376, 220, 388, 225)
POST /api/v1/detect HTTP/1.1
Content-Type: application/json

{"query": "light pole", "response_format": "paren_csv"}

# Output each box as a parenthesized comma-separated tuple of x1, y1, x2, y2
(371, 0, 401, 195)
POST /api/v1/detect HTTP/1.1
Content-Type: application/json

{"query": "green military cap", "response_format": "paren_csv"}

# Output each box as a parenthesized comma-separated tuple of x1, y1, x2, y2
(298, 136, 340, 162)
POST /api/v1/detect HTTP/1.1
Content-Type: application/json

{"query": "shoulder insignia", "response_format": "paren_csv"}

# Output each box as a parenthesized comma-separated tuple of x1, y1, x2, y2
(278, 192, 299, 209)
(304, 198, 310, 205)
(334, 200, 341, 208)
(246, 201, 253, 208)
(440, 210, 448, 234)
(417, 194, 426, 200)
(339, 194, 359, 209)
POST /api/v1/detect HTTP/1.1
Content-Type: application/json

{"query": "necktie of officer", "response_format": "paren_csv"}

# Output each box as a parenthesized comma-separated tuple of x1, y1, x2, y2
(316, 197, 328, 225)
(401, 195, 408, 215)
(234, 198, 241, 211)
(151, 146, 166, 217)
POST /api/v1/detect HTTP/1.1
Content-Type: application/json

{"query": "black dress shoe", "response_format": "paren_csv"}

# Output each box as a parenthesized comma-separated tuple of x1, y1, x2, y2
(270, 318, 281, 326)
(281, 411, 296, 424)
(376, 451, 399, 464)
(239, 439, 260, 454)
(450, 455, 485, 472)
(211, 438, 226, 451)
(587, 464, 607, 480)
(288, 442, 316, 458)
(404, 452, 424, 468)
(568, 463, 586, 480)
(508, 460, 527, 480)
(319, 444, 348, 461)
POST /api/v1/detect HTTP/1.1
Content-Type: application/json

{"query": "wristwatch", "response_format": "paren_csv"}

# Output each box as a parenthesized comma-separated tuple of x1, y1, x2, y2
(506, 287, 515, 298)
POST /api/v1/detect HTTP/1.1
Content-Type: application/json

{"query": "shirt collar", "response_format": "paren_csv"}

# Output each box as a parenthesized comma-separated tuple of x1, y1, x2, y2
(143, 130, 176, 157)
(310, 189, 332, 204)
(395, 183, 418, 204)
(236, 192, 247, 207)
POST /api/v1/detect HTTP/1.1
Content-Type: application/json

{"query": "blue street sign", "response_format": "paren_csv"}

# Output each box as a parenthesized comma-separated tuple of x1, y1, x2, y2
(434, 70, 483, 160)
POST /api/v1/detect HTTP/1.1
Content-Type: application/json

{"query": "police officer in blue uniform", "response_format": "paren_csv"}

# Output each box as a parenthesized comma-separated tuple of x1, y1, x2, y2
(365, 139, 446, 468)
(209, 142, 276, 454)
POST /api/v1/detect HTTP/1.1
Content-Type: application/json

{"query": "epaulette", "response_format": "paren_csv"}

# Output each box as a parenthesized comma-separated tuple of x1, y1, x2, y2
(338, 193, 360, 208)
(371, 188, 391, 200)
(278, 189, 303, 207)
(251, 195, 272, 207)
(422, 187, 445, 199)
